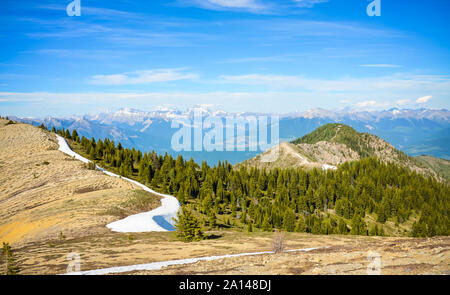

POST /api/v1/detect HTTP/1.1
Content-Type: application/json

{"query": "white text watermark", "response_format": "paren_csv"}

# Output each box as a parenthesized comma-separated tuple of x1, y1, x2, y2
(171, 111, 279, 162)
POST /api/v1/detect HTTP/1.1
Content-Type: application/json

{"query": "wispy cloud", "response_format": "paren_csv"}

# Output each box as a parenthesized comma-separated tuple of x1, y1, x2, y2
(216, 73, 449, 111)
(218, 73, 450, 94)
(416, 95, 432, 103)
(218, 54, 294, 63)
(0, 91, 446, 117)
(89, 69, 198, 85)
(37, 4, 142, 20)
(180, 0, 270, 13)
(396, 99, 410, 105)
(292, 0, 329, 8)
(355, 100, 377, 107)
(360, 64, 402, 68)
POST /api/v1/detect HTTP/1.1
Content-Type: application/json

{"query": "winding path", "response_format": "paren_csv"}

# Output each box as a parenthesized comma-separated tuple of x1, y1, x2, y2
(56, 134, 181, 232)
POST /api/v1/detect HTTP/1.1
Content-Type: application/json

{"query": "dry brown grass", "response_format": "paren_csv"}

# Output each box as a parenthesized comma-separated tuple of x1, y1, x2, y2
(7, 228, 448, 275)
(0, 119, 160, 247)
(130, 234, 450, 275)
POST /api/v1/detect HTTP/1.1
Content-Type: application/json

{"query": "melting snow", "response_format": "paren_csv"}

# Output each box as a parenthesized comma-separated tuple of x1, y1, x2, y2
(56, 135, 181, 233)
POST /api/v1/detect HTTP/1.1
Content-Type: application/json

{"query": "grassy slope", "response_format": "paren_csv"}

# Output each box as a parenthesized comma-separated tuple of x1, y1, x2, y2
(414, 155, 450, 181)
(13, 226, 450, 274)
(0, 120, 160, 246)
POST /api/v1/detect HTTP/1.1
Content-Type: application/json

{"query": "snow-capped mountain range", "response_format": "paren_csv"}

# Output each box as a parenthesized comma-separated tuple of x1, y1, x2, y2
(11, 105, 450, 164)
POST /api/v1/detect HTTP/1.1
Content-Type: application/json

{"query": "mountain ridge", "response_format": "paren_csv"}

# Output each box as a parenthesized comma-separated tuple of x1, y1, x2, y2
(240, 123, 449, 182)
(8, 107, 450, 164)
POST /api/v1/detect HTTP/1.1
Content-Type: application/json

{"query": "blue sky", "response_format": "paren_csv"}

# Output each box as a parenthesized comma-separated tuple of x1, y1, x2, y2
(0, 0, 449, 117)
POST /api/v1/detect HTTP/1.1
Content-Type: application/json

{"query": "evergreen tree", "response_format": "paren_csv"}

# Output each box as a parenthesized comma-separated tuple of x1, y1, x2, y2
(294, 216, 307, 232)
(207, 210, 217, 228)
(2, 242, 20, 275)
(247, 222, 253, 233)
(174, 208, 204, 242)
(261, 215, 272, 232)
(369, 224, 378, 236)
(282, 210, 296, 232)
(337, 218, 348, 234)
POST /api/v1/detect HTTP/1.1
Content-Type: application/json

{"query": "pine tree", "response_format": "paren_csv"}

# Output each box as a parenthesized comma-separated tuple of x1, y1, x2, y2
(174, 208, 204, 242)
(71, 129, 80, 142)
(247, 222, 253, 233)
(207, 210, 217, 228)
(261, 215, 272, 232)
(337, 218, 348, 234)
(369, 224, 378, 236)
(294, 216, 307, 232)
(2, 242, 20, 275)
(350, 215, 360, 235)
(282, 210, 296, 232)
(412, 220, 427, 237)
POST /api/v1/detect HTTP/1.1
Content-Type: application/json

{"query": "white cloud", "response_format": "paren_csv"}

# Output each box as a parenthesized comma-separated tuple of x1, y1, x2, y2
(38, 4, 138, 19)
(0, 91, 447, 117)
(293, 0, 329, 8)
(207, 0, 262, 9)
(416, 95, 432, 104)
(396, 99, 410, 105)
(360, 64, 401, 68)
(218, 74, 450, 97)
(218, 55, 293, 64)
(89, 69, 197, 85)
(183, 0, 268, 12)
(355, 100, 377, 107)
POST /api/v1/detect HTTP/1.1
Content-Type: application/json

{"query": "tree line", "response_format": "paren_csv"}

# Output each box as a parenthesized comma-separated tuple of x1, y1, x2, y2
(52, 126, 449, 238)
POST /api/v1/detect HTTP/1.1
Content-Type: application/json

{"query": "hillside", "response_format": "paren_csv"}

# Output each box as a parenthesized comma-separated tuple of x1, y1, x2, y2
(414, 156, 450, 181)
(1, 120, 448, 275)
(292, 123, 410, 162)
(241, 123, 446, 180)
(0, 119, 161, 246)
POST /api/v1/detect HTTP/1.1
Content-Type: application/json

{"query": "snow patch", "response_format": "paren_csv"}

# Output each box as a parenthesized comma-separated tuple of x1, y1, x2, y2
(56, 135, 181, 232)
(65, 247, 324, 275)
(322, 164, 337, 171)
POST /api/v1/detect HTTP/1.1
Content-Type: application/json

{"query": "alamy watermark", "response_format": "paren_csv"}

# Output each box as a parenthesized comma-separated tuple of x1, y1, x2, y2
(65, 1, 379, 18)
(367, 0, 381, 17)
(66, 252, 81, 274)
(171, 110, 280, 162)
(66, 0, 81, 17)
(366, 251, 381, 275)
